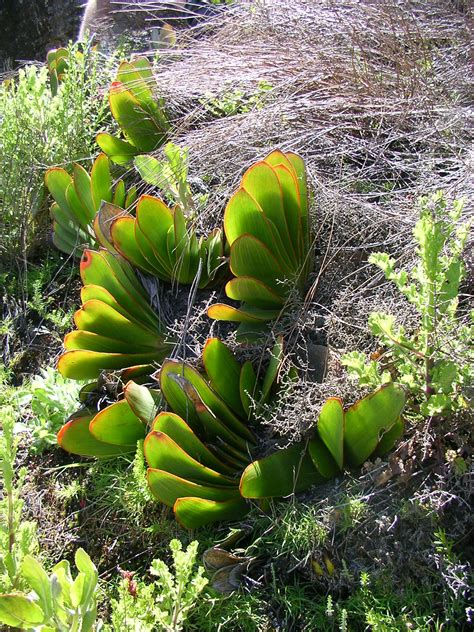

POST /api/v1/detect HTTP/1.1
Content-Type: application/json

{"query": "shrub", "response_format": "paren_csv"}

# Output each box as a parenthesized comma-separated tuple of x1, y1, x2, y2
(0, 42, 112, 261)
(342, 192, 472, 416)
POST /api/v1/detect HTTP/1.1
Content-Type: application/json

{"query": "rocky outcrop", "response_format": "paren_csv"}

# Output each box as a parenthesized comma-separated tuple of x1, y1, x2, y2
(0, 0, 82, 67)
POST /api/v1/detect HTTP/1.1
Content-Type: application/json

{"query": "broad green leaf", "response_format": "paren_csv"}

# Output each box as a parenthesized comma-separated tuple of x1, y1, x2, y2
(89, 400, 146, 446)
(73, 162, 95, 220)
(134, 221, 172, 277)
(308, 435, 340, 479)
(111, 216, 158, 275)
(80, 284, 156, 332)
(109, 82, 164, 152)
(96, 132, 138, 165)
(240, 442, 323, 498)
(45, 168, 73, 218)
(202, 338, 245, 417)
(134, 154, 163, 186)
(272, 163, 303, 259)
(65, 181, 91, 230)
(207, 303, 280, 323)
(21, 556, 53, 619)
(240, 360, 259, 417)
(143, 431, 236, 488)
(74, 547, 98, 608)
(64, 330, 154, 354)
(226, 277, 285, 309)
(230, 234, 286, 290)
(57, 349, 159, 380)
(113, 179, 126, 208)
(124, 381, 162, 426)
(58, 413, 134, 457)
(75, 299, 161, 347)
(151, 412, 236, 475)
(241, 161, 297, 265)
(344, 383, 406, 467)
(79, 250, 158, 330)
(160, 360, 255, 444)
(71, 573, 85, 608)
(174, 497, 249, 529)
(136, 195, 174, 269)
(91, 154, 112, 209)
(147, 469, 240, 506)
(316, 397, 344, 470)
(0, 595, 45, 628)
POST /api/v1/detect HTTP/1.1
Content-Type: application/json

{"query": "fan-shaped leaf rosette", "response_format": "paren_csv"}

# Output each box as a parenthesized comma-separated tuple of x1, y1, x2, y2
(108, 194, 226, 287)
(57, 249, 172, 380)
(142, 337, 286, 527)
(45, 153, 137, 255)
(97, 58, 169, 165)
(208, 150, 311, 340)
(240, 383, 406, 499)
(57, 381, 161, 457)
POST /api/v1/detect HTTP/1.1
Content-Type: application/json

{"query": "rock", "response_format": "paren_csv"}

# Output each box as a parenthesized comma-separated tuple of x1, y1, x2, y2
(0, 0, 82, 68)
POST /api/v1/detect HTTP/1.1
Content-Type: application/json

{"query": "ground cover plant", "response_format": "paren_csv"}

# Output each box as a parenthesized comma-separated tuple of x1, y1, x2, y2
(0, 0, 472, 630)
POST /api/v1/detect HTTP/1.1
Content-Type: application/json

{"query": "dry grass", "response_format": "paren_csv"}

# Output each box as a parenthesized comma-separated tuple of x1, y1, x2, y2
(128, 0, 473, 430)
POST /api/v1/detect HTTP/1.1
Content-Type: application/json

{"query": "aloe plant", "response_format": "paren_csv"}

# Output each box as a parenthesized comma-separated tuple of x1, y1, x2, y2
(208, 150, 311, 340)
(57, 249, 172, 380)
(240, 383, 406, 499)
(97, 57, 169, 165)
(143, 337, 286, 528)
(108, 194, 226, 287)
(145, 382, 405, 527)
(45, 153, 137, 255)
(58, 381, 161, 457)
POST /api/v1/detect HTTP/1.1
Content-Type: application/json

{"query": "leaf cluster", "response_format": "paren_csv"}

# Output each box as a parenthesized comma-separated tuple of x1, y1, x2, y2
(343, 192, 472, 415)
(107, 539, 208, 632)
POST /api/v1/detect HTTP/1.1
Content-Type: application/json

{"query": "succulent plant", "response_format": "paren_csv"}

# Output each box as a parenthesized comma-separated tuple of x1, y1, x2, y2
(46, 47, 70, 96)
(208, 149, 311, 340)
(149, 380, 405, 527)
(108, 194, 226, 287)
(57, 249, 171, 380)
(97, 57, 169, 165)
(45, 153, 137, 255)
(239, 382, 406, 499)
(58, 380, 161, 457)
(58, 328, 406, 529)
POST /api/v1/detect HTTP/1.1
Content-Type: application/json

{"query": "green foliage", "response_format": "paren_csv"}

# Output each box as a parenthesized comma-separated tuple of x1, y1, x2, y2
(97, 57, 169, 165)
(108, 194, 226, 288)
(208, 150, 312, 341)
(0, 548, 99, 631)
(45, 153, 138, 255)
(57, 249, 171, 380)
(46, 47, 71, 96)
(16, 368, 82, 454)
(0, 41, 112, 259)
(107, 539, 208, 632)
(342, 192, 472, 415)
(135, 143, 194, 213)
(0, 408, 39, 593)
(240, 383, 406, 499)
(201, 80, 273, 118)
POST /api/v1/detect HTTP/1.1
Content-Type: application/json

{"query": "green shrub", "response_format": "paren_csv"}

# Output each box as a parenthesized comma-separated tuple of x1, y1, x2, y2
(16, 367, 82, 454)
(342, 192, 472, 416)
(0, 42, 112, 260)
(107, 539, 208, 632)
